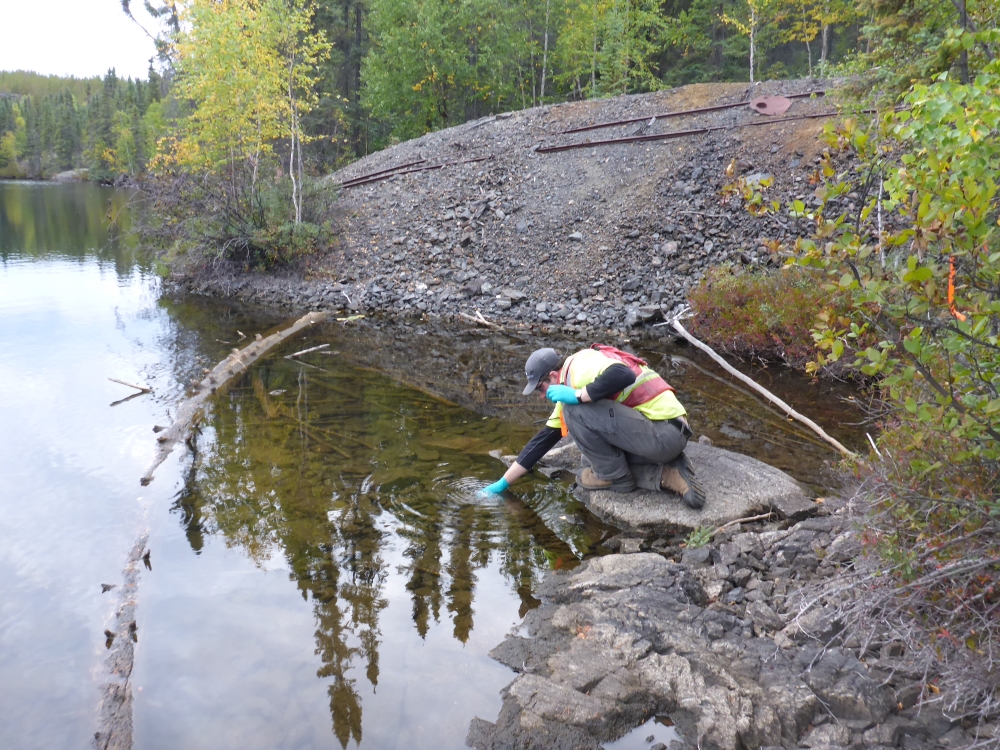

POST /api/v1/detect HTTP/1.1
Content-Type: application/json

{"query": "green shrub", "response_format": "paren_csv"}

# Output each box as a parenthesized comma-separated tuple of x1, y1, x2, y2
(139, 169, 335, 270)
(751, 45, 1000, 724)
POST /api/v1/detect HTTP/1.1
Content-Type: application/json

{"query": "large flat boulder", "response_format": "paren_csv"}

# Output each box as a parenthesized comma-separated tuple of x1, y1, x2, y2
(492, 440, 817, 535)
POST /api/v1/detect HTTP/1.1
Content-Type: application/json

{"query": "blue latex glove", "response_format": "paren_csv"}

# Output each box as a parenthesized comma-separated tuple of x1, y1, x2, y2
(479, 477, 510, 496)
(546, 384, 580, 405)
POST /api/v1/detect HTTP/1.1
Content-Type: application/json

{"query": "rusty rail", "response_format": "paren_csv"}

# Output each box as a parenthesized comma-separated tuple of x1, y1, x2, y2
(558, 89, 827, 135)
(537, 110, 839, 154)
(341, 155, 491, 188)
(336, 158, 427, 188)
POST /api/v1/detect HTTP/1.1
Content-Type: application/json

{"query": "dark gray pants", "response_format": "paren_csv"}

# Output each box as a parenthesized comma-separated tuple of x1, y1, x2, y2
(562, 399, 688, 491)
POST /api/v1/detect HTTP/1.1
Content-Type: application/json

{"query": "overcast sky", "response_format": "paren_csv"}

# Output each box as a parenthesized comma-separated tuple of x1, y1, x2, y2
(0, 0, 161, 80)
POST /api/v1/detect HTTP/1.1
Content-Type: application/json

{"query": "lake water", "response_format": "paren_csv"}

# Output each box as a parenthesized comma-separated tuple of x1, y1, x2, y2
(0, 181, 861, 749)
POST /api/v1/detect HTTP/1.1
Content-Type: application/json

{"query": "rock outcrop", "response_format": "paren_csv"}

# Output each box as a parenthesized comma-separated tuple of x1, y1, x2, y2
(469, 507, 968, 750)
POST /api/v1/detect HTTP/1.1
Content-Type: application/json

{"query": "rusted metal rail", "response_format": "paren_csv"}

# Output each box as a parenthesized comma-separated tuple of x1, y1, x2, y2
(341, 155, 492, 188)
(558, 89, 827, 135)
(337, 158, 427, 188)
(537, 110, 839, 154)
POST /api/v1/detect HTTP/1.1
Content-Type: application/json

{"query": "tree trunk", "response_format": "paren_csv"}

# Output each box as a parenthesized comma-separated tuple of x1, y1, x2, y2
(623, 0, 630, 95)
(354, 2, 363, 95)
(670, 320, 856, 458)
(529, 19, 536, 107)
(749, 6, 756, 84)
(296, 105, 304, 223)
(820, 21, 829, 64)
(806, 38, 812, 77)
(540, 0, 550, 101)
(343, 0, 352, 100)
(592, 0, 599, 96)
(288, 56, 300, 224)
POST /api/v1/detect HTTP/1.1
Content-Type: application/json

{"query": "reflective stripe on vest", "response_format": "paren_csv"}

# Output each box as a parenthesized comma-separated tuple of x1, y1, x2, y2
(616, 367, 673, 408)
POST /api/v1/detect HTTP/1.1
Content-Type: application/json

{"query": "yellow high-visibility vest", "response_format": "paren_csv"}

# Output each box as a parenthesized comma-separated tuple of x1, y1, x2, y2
(545, 349, 685, 434)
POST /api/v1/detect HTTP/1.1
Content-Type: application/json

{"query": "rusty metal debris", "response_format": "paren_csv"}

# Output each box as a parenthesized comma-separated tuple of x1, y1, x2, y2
(748, 95, 792, 116)
(558, 89, 825, 135)
(338, 155, 491, 189)
(536, 110, 838, 154)
(338, 158, 427, 188)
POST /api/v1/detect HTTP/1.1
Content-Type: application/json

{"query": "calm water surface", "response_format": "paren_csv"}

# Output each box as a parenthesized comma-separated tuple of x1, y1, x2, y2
(0, 181, 863, 750)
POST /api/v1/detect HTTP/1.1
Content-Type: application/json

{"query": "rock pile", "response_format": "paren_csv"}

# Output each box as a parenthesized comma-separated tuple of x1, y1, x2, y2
(173, 80, 845, 338)
(469, 503, 983, 749)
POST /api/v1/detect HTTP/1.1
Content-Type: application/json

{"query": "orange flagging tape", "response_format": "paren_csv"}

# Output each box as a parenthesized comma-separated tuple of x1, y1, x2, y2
(949, 255, 967, 322)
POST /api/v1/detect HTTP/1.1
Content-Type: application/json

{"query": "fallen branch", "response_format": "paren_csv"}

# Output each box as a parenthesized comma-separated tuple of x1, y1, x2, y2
(109, 377, 152, 394)
(459, 310, 505, 331)
(713, 512, 775, 536)
(664, 316, 857, 459)
(140, 310, 329, 485)
(296, 423, 352, 459)
(285, 343, 329, 359)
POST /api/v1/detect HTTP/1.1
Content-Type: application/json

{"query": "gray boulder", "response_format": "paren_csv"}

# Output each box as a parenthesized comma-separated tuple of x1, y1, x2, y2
(51, 168, 89, 183)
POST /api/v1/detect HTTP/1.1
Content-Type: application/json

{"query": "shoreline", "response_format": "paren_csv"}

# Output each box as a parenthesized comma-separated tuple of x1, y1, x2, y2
(471, 494, 981, 750)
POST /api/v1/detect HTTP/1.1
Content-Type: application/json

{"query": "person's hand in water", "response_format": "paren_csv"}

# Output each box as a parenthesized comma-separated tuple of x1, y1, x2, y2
(545, 384, 579, 404)
(479, 477, 510, 496)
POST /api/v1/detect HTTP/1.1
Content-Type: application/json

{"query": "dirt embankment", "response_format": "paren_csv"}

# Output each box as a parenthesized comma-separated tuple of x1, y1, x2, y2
(172, 79, 841, 335)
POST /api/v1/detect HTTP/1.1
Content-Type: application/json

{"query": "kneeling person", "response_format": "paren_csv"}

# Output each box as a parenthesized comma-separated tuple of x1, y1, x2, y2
(482, 346, 705, 508)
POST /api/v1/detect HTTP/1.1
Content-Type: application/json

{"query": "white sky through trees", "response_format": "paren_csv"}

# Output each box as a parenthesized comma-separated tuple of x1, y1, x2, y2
(0, 0, 159, 80)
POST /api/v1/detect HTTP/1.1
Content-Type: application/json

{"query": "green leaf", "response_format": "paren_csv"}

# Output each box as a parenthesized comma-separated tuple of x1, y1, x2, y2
(903, 266, 933, 283)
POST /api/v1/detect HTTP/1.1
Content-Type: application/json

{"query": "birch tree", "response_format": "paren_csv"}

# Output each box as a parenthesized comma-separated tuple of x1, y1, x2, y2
(720, 0, 779, 83)
(162, 0, 329, 225)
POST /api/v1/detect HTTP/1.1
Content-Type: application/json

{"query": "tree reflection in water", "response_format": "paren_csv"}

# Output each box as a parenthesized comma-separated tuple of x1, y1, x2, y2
(170, 358, 608, 747)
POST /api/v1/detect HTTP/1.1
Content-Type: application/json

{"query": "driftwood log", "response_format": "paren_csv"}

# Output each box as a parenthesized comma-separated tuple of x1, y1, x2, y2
(140, 310, 329, 485)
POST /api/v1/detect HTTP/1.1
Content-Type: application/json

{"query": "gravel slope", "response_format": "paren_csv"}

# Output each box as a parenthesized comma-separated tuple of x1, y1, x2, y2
(173, 79, 844, 337)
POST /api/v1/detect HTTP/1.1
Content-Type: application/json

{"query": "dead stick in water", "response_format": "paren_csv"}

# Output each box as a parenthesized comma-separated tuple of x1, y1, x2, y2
(109, 377, 152, 393)
(305, 422, 376, 451)
(295, 423, 353, 459)
(665, 318, 857, 459)
(285, 343, 330, 359)
(140, 310, 329, 485)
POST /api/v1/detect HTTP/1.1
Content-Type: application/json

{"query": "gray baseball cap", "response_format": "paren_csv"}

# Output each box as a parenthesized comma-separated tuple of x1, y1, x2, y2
(522, 348, 562, 395)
